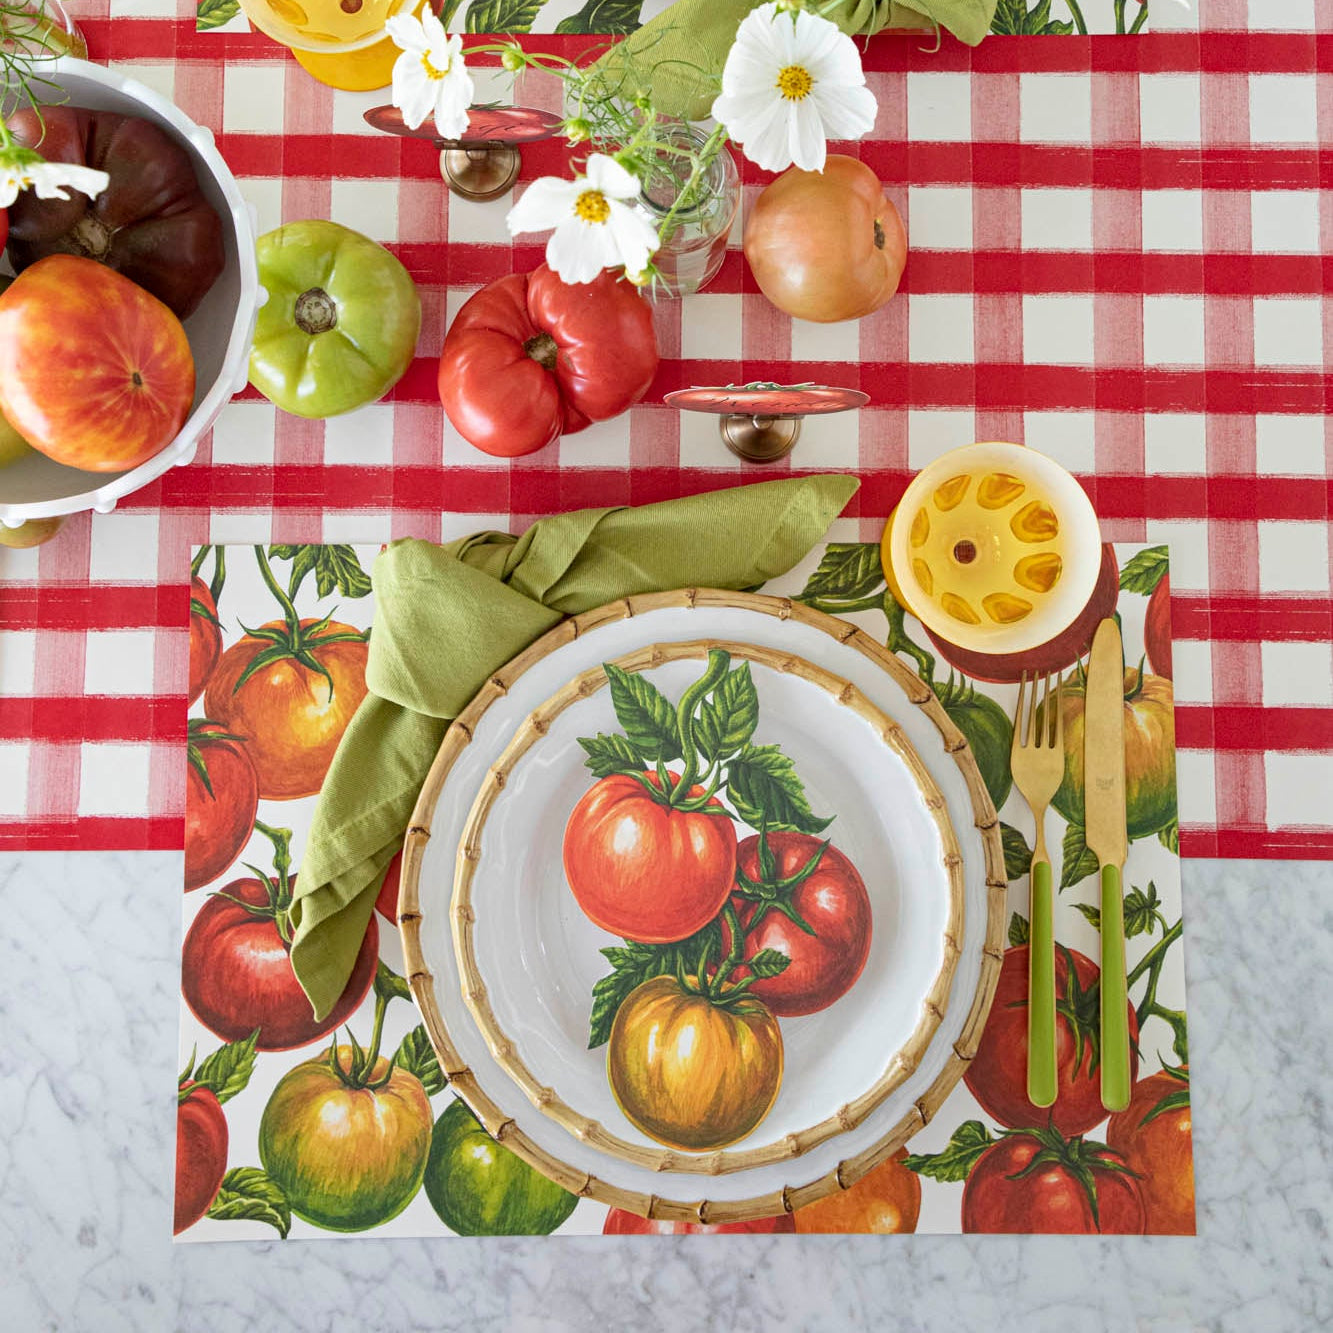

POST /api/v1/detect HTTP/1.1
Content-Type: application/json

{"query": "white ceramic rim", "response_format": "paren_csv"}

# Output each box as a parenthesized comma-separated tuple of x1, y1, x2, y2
(0, 58, 259, 526)
(887, 441, 1103, 656)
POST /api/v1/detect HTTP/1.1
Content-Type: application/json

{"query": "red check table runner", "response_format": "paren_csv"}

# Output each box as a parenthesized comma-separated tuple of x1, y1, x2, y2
(1, 1, 1330, 860)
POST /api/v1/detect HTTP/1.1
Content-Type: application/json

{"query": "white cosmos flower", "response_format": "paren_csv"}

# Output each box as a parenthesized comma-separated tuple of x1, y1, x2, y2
(0, 147, 108, 210)
(386, 10, 473, 141)
(506, 153, 660, 285)
(712, 2, 877, 174)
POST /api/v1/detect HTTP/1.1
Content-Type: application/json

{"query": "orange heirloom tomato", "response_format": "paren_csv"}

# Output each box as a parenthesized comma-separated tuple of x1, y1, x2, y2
(607, 975, 783, 1152)
(743, 155, 907, 323)
(1106, 1068, 1194, 1234)
(0, 254, 194, 471)
(792, 1148, 921, 1234)
(204, 619, 368, 800)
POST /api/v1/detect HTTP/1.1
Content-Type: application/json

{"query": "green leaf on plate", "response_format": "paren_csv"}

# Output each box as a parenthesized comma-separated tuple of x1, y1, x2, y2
(795, 542, 885, 606)
(206, 1168, 291, 1238)
(393, 1025, 446, 1096)
(1008, 911, 1030, 947)
(555, 0, 643, 32)
(747, 948, 791, 980)
(694, 661, 759, 765)
(578, 732, 648, 779)
(902, 1120, 996, 1182)
(196, 0, 240, 29)
(1001, 822, 1033, 881)
(726, 743, 833, 836)
(603, 662, 682, 763)
(191, 1030, 259, 1105)
(465, 0, 545, 32)
(1060, 823, 1100, 889)
(1118, 545, 1169, 596)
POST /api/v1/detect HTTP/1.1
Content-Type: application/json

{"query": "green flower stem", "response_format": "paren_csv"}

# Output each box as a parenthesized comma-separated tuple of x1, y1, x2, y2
(652, 122, 728, 246)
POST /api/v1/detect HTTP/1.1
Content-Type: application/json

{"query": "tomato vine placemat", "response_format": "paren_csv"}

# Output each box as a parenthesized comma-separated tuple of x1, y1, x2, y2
(176, 535, 1192, 1238)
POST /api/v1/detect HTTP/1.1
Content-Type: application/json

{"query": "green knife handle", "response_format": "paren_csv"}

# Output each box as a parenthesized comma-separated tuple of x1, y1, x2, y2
(1099, 862, 1131, 1112)
(1027, 858, 1057, 1107)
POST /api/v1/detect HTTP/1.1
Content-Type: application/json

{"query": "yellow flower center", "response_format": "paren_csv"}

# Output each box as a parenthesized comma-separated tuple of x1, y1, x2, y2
(421, 52, 450, 81)
(573, 189, 611, 224)
(775, 64, 814, 101)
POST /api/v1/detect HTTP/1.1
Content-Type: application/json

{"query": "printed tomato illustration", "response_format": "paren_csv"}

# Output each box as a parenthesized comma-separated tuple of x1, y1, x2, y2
(375, 848, 403, 924)
(962, 1129, 1144, 1235)
(933, 677, 1014, 814)
(174, 1083, 228, 1235)
(188, 576, 221, 705)
(965, 945, 1139, 1137)
(182, 825, 378, 1050)
(423, 1099, 578, 1236)
(607, 975, 783, 1151)
(1106, 1066, 1194, 1234)
(259, 1045, 433, 1232)
(792, 1148, 920, 1234)
(204, 617, 368, 800)
(603, 1208, 796, 1235)
(1144, 574, 1172, 681)
(184, 719, 258, 892)
(563, 771, 737, 944)
(1053, 667, 1176, 841)
(721, 832, 872, 1017)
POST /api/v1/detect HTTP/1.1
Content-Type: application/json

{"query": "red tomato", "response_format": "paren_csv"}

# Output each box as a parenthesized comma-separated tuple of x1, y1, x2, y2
(0, 254, 194, 471)
(603, 1207, 795, 1235)
(1144, 573, 1173, 681)
(563, 771, 737, 943)
(188, 577, 222, 705)
(438, 263, 659, 457)
(375, 848, 403, 923)
(792, 1148, 920, 1234)
(1106, 1068, 1194, 1234)
(743, 156, 906, 323)
(184, 720, 259, 892)
(720, 832, 872, 1016)
(204, 620, 368, 800)
(175, 1083, 228, 1235)
(181, 874, 378, 1050)
(965, 945, 1139, 1137)
(963, 1131, 1145, 1234)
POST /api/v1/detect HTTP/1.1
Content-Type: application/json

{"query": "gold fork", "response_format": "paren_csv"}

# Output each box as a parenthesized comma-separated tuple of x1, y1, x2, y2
(1010, 670, 1064, 1108)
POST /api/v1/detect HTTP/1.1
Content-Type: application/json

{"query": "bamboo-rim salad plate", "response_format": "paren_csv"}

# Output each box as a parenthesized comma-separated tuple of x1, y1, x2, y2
(400, 591, 1006, 1223)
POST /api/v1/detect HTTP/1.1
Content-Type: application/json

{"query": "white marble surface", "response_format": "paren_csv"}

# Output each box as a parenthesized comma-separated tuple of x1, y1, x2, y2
(3, 851, 1330, 1332)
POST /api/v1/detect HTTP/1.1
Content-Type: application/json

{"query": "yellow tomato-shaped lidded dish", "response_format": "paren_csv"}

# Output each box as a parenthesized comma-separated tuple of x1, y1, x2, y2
(882, 441, 1103, 656)
(241, 0, 405, 50)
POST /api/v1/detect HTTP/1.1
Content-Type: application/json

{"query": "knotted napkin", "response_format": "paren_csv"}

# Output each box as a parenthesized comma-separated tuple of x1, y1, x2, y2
(593, 0, 998, 121)
(291, 475, 859, 1018)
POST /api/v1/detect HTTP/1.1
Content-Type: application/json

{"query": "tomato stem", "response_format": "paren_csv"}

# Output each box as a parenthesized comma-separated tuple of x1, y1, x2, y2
(881, 593, 938, 688)
(669, 649, 730, 803)
(252, 819, 295, 943)
(253, 545, 303, 640)
(709, 901, 748, 996)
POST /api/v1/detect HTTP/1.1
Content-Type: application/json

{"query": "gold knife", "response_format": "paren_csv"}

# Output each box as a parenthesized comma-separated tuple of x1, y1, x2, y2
(1084, 617, 1131, 1112)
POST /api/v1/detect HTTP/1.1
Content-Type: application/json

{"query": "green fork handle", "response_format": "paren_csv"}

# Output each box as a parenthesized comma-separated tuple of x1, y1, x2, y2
(1027, 858, 1057, 1107)
(1099, 861, 1132, 1112)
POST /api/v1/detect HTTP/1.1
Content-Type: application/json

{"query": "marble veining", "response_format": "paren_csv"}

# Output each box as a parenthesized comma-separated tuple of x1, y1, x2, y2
(2, 853, 1330, 1332)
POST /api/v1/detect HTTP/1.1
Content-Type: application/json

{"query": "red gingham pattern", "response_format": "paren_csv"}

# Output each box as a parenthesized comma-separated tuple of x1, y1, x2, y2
(2, 2, 1331, 858)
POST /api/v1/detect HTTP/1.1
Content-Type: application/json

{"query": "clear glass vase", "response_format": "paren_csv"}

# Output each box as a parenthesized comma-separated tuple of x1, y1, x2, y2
(640, 125, 740, 300)
(1, 0, 88, 65)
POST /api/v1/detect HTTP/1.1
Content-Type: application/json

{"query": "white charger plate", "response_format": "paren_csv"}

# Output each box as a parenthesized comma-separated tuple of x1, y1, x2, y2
(401, 591, 1005, 1223)
(451, 638, 963, 1173)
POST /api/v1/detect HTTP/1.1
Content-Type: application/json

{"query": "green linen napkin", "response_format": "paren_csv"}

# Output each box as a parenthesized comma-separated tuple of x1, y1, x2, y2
(291, 474, 859, 1019)
(593, 0, 997, 121)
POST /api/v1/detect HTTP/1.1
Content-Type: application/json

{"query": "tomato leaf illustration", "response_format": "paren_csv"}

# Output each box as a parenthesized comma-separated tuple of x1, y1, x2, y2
(464, 0, 544, 32)
(268, 543, 372, 602)
(206, 1168, 291, 1238)
(190, 1029, 259, 1105)
(747, 948, 791, 980)
(796, 542, 885, 605)
(694, 661, 759, 764)
(1124, 882, 1166, 939)
(902, 1120, 996, 1182)
(1001, 822, 1033, 881)
(1157, 818, 1179, 855)
(1008, 911, 1030, 946)
(393, 1025, 446, 1096)
(1060, 823, 1100, 889)
(989, 0, 1074, 34)
(578, 732, 647, 779)
(196, 0, 240, 28)
(1118, 545, 1169, 596)
(603, 662, 682, 762)
(1074, 902, 1102, 931)
(726, 743, 833, 836)
(555, 0, 643, 32)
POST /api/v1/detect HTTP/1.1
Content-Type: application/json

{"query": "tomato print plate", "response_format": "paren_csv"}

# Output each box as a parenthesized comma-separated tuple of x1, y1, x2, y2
(404, 593, 1004, 1222)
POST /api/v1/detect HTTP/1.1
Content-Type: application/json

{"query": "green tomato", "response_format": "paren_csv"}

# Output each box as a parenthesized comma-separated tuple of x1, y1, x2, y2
(423, 1099, 578, 1236)
(249, 219, 421, 419)
(934, 678, 1013, 813)
(0, 409, 35, 468)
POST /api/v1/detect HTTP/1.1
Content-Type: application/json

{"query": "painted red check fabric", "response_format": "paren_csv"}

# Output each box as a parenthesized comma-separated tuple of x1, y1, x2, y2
(1, 1, 1329, 859)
